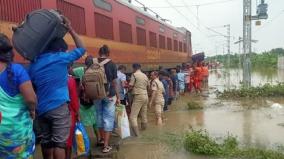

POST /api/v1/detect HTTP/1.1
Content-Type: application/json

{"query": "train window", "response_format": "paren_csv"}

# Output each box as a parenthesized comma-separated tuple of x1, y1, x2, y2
(167, 38, 172, 50)
(94, 12, 114, 40)
(174, 40, 178, 51)
(57, 0, 86, 35)
(0, 0, 41, 22)
(136, 17, 145, 26)
(93, 0, 112, 12)
(159, 35, 166, 49)
(119, 21, 132, 43)
(149, 32, 157, 48)
(179, 41, 183, 52)
(183, 43, 187, 52)
(136, 27, 146, 46)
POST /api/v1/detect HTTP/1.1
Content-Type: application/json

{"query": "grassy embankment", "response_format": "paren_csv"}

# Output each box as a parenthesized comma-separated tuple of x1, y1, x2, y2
(144, 130, 284, 159)
(217, 83, 284, 98)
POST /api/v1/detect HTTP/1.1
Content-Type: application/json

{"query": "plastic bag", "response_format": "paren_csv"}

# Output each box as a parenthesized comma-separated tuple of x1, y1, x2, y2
(73, 122, 90, 156)
(115, 105, 131, 139)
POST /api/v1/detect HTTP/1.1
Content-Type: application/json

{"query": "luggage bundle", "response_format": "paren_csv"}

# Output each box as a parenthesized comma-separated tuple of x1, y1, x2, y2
(12, 9, 68, 61)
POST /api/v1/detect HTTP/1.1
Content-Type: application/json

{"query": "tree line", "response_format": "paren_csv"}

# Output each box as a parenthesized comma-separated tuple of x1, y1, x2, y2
(206, 48, 284, 68)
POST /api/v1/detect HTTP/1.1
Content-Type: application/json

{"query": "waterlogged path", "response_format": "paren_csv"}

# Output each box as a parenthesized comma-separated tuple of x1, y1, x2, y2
(118, 68, 284, 159)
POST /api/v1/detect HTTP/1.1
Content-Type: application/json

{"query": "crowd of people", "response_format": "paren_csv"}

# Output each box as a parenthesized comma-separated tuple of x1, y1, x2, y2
(0, 17, 209, 159)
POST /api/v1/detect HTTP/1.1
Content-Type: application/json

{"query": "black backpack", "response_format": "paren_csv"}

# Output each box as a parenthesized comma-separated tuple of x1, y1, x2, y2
(12, 9, 68, 61)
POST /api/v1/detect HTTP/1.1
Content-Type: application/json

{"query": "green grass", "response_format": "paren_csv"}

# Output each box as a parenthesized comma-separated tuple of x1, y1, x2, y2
(144, 130, 284, 159)
(187, 101, 203, 110)
(217, 83, 284, 98)
(184, 130, 284, 159)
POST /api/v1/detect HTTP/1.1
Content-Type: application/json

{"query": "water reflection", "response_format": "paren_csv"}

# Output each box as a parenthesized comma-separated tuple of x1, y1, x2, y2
(118, 68, 284, 159)
(210, 68, 284, 90)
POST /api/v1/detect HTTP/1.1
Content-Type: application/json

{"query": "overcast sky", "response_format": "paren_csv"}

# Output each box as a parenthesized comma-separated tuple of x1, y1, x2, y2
(131, 0, 284, 56)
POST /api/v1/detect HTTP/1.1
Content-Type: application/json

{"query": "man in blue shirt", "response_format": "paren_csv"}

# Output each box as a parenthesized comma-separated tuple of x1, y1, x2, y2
(29, 17, 85, 159)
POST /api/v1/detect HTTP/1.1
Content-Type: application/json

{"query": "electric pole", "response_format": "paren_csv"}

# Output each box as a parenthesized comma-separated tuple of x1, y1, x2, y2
(225, 24, 231, 68)
(243, 0, 252, 87)
(243, 0, 268, 87)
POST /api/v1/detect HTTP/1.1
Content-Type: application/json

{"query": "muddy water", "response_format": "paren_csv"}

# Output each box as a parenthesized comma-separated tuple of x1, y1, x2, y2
(118, 68, 284, 159)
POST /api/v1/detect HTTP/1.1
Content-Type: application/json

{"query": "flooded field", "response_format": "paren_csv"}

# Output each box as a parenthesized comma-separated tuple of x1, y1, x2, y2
(118, 68, 284, 159)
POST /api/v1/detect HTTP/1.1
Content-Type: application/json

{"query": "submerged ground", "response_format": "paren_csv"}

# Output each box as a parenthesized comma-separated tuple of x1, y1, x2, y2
(118, 68, 284, 159)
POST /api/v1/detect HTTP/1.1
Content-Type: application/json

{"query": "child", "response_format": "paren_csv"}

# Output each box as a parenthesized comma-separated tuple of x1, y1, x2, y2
(66, 75, 80, 159)
(72, 66, 100, 146)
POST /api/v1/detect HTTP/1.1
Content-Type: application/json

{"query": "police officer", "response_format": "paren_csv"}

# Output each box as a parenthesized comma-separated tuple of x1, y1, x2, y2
(149, 71, 165, 125)
(128, 63, 149, 136)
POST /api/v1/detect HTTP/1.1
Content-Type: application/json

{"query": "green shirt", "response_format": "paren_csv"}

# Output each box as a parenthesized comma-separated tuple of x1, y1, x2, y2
(73, 67, 85, 80)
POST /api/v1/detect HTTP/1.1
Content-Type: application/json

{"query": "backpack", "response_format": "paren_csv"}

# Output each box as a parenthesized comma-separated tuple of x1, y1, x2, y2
(12, 9, 67, 61)
(82, 58, 111, 100)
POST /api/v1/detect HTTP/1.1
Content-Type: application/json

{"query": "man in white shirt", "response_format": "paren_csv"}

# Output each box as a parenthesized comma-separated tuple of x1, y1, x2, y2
(117, 65, 127, 105)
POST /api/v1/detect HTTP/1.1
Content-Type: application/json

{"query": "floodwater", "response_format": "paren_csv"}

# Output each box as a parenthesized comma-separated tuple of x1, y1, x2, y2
(118, 68, 284, 159)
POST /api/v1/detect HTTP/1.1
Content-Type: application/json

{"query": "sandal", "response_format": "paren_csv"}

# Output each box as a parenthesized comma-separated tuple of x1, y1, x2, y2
(102, 145, 112, 153)
(97, 139, 104, 146)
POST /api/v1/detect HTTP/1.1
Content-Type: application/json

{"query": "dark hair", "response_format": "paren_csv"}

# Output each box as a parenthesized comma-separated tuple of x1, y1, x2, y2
(176, 65, 181, 73)
(118, 65, 126, 71)
(0, 34, 12, 54)
(0, 33, 15, 89)
(44, 38, 68, 53)
(85, 55, 94, 67)
(151, 71, 159, 77)
(99, 45, 110, 56)
(132, 63, 141, 70)
(159, 70, 169, 77)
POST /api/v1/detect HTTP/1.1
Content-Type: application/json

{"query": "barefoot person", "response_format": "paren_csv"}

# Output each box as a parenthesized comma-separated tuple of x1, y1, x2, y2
(129, 63, 149, 136)
(149, 71, 165, 125)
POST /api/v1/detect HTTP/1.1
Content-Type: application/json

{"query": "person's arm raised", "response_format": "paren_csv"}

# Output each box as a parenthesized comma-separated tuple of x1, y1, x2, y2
(62, 16, 85, 49)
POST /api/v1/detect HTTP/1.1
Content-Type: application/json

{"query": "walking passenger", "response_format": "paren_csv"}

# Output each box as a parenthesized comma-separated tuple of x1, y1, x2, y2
(66, 66, 80, 159)
(0, 33, 37, 158)
(194, 62, 203, 93)
(166, 73, 174, 106)
(72, 56, 100, 146)
(201, 62, 209, 89)
(177, 66, 186, 95)
(170, 69, 178, 100)
(129, 63, 149, 136)
(149, 71, 165, 125)
(91, 45, 120, 153)
(183, 63, 190, 92)
(29, 17, 86, 159)
(159, 71, 170, 111)
(117, 65, 127, 105)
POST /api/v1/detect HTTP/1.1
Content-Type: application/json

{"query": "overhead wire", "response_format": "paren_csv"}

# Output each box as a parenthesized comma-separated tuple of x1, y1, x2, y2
(148, 0, 238, 8)
(164, 0, 200, 31)
(164, 0, 220, 53)
(179, 0, 233, 53)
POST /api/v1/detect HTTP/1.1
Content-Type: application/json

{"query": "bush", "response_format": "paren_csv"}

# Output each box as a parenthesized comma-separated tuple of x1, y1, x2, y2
(183, 130, 284, 158)
(218, 83, 284, 98)
(187, 101, 203, 110)
(184, 130, 222, 156)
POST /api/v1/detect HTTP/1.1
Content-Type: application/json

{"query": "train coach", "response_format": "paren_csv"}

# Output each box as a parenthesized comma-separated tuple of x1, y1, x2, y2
(0, 0, 192, 71)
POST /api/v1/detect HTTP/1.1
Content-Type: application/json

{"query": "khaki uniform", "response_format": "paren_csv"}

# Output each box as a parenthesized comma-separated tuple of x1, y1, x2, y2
(150, 78, 165, 119)
(129, 70, 149, 127)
